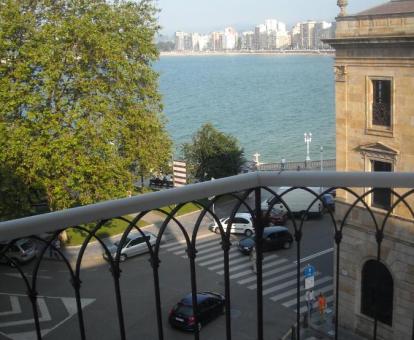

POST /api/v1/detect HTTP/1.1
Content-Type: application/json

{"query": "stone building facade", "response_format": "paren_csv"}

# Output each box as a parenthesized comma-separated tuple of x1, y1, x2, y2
(326, 1, 414, 339)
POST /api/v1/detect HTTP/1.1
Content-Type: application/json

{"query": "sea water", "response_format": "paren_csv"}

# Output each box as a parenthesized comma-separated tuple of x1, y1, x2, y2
(156, 55, 335, 163)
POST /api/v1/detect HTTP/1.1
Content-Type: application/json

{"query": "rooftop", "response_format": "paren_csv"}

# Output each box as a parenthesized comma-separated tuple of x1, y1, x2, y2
(354, 0, 414, 17)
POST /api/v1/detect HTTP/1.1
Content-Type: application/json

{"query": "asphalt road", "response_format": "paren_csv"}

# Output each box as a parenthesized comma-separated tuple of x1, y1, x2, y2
(0, 197, 335, 340)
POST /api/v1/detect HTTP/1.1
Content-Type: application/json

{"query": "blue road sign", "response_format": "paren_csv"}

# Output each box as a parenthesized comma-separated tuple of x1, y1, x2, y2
(304, 264, 316, 278)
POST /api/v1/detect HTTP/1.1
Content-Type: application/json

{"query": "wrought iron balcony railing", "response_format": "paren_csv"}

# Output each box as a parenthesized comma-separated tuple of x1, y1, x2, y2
(0, 171, 413, 340)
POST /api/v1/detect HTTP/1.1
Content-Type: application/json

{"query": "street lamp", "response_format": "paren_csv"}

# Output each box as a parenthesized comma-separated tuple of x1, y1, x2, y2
(320, 146, 324, 172)
(304, 132, 312, 162)
(210, 177, 215, 214)
(281, 158, 286, 171)
(253, 152, 261, 169)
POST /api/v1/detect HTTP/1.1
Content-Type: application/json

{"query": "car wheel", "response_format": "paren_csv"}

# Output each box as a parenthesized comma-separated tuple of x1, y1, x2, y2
(244, 229, 253, 237)
(214, 228, 221, 235)
(283, 241, 292, 249)
(120, 254, 127, 262)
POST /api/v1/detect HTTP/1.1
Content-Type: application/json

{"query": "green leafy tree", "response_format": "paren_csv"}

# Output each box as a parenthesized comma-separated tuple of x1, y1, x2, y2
(0, 0, 171, 218)
(182, 123, 245, 181)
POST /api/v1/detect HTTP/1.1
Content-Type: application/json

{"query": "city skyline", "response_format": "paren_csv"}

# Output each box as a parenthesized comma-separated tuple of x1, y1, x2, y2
(157, 0, 387, 35)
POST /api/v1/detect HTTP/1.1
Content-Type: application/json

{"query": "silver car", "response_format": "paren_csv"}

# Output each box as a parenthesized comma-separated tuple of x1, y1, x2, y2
(0, 239, 37, 267)
(103, 231, 157, 262)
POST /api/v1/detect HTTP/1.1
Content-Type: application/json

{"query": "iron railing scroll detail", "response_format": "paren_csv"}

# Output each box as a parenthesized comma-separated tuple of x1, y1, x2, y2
(0, 172, 414, 340)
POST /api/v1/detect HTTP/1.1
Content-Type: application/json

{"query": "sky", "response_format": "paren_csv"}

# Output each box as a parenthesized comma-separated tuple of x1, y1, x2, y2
(157, 0, 388, 35)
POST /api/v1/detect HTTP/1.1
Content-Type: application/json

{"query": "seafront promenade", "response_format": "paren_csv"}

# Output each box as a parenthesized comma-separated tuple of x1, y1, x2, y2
(160, 49, 335, 57)
(244, 158, 336, 172)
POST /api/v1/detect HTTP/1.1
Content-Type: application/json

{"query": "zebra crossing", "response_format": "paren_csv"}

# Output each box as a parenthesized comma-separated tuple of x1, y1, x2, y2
(161, 234, 334, 313)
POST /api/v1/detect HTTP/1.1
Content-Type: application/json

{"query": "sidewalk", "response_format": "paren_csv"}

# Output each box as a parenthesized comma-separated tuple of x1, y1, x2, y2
(56, 209, 209, 266)
(299, 309, 367, 340)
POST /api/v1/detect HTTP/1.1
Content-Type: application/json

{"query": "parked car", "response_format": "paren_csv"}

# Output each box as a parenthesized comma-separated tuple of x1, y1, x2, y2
(0, 239, 37, 267)
(322, 193, 335, 212)
(237, 226, 293, 255)
(255, 208, 288, 225)
(103, 231, 157, 262)
(208, 213, 254, 236)
(169, 292, 225, 331)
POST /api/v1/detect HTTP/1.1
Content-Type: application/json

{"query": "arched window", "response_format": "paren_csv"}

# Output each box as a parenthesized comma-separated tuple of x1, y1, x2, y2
(361, 259, 393, 326)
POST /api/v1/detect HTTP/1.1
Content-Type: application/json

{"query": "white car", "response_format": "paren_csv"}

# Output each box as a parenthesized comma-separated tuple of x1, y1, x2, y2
(0, 239, 37, 266)
(103, 231, 157, 262)
(208, 213, 254, 236)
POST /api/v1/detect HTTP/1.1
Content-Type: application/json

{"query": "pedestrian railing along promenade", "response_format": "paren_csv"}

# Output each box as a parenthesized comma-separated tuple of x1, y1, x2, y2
(0, 171, 413, 340)
(257, 159, 336, 172)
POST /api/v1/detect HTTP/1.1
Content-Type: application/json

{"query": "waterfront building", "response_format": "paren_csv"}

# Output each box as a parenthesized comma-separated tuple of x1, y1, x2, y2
(254, 24, 267, 50)
(326, 0, 414, 338)
(277, 21, 287, 33)
(191, 33, 200, 51)
(265, 19, 278, 32)
(174, 31, 187, 51)
(241, 31, 255, 50)
(198, 34, 210, 51)
(275, 31, 291, 49)
(300, 21, 317, 49)
(290, 23, 301, 49)
(210, 31, 224, 51)
(224, 27, 238, 50)
(313, 21, 334, 49)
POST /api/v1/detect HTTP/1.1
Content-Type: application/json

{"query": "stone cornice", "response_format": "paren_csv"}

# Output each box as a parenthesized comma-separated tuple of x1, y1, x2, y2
(324, 35, 414, 46)
(337, 12, 414, 21)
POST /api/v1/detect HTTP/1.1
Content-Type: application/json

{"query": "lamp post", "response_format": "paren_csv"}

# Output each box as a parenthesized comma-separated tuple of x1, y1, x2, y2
(304, 132, 312, 162)
(253, 152, 261, 170)
(209, 177, 216, 214)
(320, 146, 324, 172)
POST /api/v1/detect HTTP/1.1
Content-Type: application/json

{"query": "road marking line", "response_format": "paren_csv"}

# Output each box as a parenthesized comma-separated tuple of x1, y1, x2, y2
(231, 258, 290, 281)
(208, 253, 279, 271)
(208, 256, 249, 270)
(237, 262, 297, 284)
(295, 248, 334, 264)
(195, 247, 233, 262)
(270, 276, 332, 302)
(196, 249, 239, 265)
(261, 273, 322, 295)
(4, 273, 52, 280)
(173, 239, 222, 255)
(0, 293, 96, 340)
(0, 296, 21, 316)
(217, 256, 286, 275)
(248, 270, 320, 290)
(285, 284, 333, 308)
(0, 298, 51, 327)
(230, 269, 255, 280)
(161, 234, 217, 250)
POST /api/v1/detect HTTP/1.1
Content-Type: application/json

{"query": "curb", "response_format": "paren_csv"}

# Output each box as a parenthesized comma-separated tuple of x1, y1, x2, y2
(63, 197, 239, 251)
(64, 209, 204, 250)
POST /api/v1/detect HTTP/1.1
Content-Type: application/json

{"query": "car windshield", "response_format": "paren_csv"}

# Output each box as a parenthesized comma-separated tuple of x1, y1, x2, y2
(175, 303, 193, 316)
(114, 238, 132, 248)
(17, 240, 33, 251)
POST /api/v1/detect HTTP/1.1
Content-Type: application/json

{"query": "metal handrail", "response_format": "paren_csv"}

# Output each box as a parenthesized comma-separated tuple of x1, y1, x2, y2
(1, 171, 414, 241)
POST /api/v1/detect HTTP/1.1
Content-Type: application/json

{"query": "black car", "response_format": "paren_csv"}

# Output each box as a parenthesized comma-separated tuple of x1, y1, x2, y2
(169, 292, 225, 331)
(237, 226, 293, 255)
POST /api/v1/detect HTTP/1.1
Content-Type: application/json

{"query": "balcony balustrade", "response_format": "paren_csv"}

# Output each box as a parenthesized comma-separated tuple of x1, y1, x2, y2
(0, 171, 413, 340)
